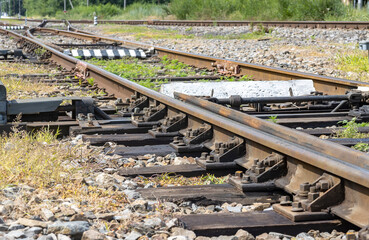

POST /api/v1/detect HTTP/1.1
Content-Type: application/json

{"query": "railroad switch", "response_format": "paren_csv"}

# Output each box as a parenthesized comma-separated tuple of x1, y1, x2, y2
(0, 80, 103, 125)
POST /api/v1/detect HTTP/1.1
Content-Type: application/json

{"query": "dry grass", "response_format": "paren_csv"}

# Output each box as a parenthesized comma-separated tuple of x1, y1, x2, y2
(0, 128, 128, 217)
(97, 25, 194, 41)
(0, 128, 74, 188)
(1, 77, 58, 100)
(0, 62, 52, 75)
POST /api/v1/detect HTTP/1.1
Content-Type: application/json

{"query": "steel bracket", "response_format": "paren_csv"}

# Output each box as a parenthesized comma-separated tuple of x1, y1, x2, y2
(228, 153, 285, 191)
(211, 60, 240, 75)
(148, 113, 187, 137)
(118, 94, 149, 117)
(170, 123, 212, 153)
(131, 104, 167, 127)
(201, 136, 245, 162)
(273, 173, 343, 222)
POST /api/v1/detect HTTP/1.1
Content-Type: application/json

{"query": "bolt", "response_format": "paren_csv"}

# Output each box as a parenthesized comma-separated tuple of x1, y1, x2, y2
(115, 98, 123, 104)
(300, 182, 310, 192)
(291, 202, 304, 212)
(253, 159, 259, 166)
(235, 171, 243, 179)
(280, 196, 292, 206)
(87, 113, 94, 122)
(316, 180, 330, 192)
(206, 155, 215, 163)
(241, 174, 251, 184)
(200, 152, 208, 160)
(346, 231, 356, 240)
(308, 191, 320, 202)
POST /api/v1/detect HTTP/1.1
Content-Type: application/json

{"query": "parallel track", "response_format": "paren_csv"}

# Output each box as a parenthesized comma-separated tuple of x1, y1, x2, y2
(23, 19, 369, 29)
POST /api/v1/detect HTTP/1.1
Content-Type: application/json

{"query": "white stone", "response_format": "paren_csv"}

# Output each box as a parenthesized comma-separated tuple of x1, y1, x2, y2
(160, 80, 315, 98)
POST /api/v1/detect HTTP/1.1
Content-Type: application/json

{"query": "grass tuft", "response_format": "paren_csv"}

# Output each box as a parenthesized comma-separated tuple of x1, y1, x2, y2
(0, 128, 71, 188)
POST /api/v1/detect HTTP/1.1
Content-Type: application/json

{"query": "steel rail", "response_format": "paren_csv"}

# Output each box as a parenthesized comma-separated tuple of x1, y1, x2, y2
(22, 19, 369, 29)
(29, 27, 369, 95)
(2, 28, 368, 227)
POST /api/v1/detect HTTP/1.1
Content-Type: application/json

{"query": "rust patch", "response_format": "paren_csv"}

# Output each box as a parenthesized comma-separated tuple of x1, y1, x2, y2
(212, 60, 240, 75)
(75, 61, 89, 79)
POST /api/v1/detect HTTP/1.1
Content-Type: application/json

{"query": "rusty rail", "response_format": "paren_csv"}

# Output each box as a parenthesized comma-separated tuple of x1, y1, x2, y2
(22, 19, 369, 29)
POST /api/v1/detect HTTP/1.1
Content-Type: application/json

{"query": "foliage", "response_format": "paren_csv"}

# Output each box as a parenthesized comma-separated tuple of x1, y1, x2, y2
(86, 56, 198, 89)
(100, 25, 193, 41)
(267, 115, 278, 123)
(0, 128, 67, 188)
(168, 0, 347, 21)
(87, 77, 95, 86)
(55, 3, 122, 19)
(111, 2, 168, 20)
(336, 118, 369, 139)
(336, 50, 369, 73)
(353, 143, 369, 152)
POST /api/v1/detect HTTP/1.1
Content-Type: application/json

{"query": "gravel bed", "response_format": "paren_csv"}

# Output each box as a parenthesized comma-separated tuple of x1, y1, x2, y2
(78, 24, 369, 82)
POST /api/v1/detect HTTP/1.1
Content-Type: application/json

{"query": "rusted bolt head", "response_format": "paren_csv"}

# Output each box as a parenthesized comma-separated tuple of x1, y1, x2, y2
(241, 174, 251, 183)
(319, 180, 330, 191)
(201, 152, 208, 159)
(346, 231, 356, 240)
(308, 192, 320, 202)
(235, 171, 243, 178)
(253, 159, 259, 165)
(280, 196, 292, 206)
(255, 167, 265, 175)
(291, 202, 304, 212)
(300, 182, 310, 192)
(309, 186, 317, 193)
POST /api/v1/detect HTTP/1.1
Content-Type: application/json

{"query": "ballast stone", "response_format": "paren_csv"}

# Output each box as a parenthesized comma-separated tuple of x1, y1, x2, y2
(160, 80, 315, 98)
(47, 221, 90, 235)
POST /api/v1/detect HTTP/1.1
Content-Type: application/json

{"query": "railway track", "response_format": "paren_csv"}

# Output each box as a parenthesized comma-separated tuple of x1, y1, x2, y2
(23, 19, 369, 30)
(0, 22, 368, 239)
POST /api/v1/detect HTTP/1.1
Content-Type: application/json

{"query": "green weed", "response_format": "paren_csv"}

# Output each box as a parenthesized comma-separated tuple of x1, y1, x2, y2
(87, 77, 95, 86)
(336, 50, 369, 73)
(168, 0, 346, 21)
(268, 115, 278, 123)
(353, 143, 369, 152)
(335, 118, 369, 138)
(86, 56, 198, 90)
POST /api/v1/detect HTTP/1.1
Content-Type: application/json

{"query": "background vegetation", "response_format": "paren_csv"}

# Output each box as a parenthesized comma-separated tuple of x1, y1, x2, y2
(6, 0, 369, 21)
